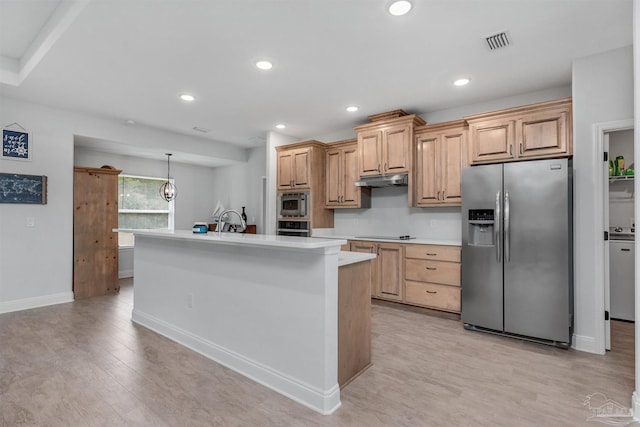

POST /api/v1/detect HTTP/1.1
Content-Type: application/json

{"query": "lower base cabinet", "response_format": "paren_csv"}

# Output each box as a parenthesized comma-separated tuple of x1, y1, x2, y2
(348, 240, 461, 314)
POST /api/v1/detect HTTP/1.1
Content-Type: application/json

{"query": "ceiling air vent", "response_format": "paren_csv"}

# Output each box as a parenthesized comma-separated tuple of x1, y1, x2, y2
(485, 31, 509, 50)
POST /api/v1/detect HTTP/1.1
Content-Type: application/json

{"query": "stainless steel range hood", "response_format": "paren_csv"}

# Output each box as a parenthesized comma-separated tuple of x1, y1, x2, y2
(354, 173, 409, 188)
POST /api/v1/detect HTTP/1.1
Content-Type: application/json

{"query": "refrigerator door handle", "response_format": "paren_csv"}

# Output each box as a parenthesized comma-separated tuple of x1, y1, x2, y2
(505, 191, 510, 262)
(495, 191, 501, 262)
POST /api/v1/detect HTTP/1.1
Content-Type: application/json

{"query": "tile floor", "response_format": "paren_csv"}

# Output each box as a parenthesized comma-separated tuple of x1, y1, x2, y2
(0, 279, 636, 426)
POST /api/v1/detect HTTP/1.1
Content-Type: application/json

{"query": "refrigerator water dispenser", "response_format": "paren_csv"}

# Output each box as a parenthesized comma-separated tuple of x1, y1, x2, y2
(468, 209, 494, 246)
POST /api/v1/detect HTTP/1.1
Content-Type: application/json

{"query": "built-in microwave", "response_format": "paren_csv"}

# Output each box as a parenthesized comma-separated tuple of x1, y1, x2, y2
(278, 192, 309, 218)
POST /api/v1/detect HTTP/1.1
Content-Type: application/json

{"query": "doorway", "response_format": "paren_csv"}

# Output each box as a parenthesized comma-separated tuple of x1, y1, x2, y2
(603, 126, 635, 350)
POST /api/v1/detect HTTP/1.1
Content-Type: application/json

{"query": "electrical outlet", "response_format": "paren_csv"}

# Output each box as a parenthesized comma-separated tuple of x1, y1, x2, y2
(188, 293, 194, 308)
(25, 216, 35, 227)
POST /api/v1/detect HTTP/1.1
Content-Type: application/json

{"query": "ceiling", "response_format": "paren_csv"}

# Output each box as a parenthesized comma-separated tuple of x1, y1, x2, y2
(0, 0, 634, 158)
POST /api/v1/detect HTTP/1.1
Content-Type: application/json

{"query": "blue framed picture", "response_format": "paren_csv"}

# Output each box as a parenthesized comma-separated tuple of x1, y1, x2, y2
(2, 128, 32, 161)
(0, 173, 47, 204)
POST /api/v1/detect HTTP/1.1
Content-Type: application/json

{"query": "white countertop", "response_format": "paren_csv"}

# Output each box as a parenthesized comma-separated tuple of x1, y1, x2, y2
(313, 232, 461, 246)
(117, 229, 347, 250)
(338, 251, 376, 267)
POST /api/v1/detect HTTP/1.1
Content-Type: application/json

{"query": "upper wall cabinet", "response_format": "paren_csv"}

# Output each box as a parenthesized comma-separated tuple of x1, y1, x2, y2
(465, 98, 572, 165)
(277, 146, 311, 190)
(354, 110, 426, 177)
(325, 139, 371, 208)
(414, 120, 467, 207)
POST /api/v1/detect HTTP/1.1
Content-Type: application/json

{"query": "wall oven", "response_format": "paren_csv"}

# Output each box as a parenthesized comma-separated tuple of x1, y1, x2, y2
(277, 220, 310, 237)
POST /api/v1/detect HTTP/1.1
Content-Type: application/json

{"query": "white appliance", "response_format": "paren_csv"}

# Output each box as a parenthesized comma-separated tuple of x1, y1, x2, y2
(609, 227, 635, 321)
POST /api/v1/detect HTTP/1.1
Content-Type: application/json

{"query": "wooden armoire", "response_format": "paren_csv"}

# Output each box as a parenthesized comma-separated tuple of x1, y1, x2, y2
(73, 165, 121, 299)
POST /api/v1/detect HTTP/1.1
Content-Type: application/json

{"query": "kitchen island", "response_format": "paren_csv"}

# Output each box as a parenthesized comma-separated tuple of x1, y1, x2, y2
(127, 229, 374, 414)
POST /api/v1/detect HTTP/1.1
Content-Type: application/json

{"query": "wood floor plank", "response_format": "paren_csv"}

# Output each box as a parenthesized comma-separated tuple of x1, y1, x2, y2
(0, 278, 635, 426)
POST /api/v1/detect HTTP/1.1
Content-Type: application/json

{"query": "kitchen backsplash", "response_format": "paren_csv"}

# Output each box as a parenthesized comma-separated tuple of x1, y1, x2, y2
(331, 186, 462, 240)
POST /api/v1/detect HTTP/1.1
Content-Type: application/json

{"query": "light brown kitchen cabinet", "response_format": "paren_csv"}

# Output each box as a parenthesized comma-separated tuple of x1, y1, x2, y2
(345, 240, 461, 313)
(277, 146, 311, 190)
(466, 97, 572, 165)
(325, 139, 371, 208)
(349, 240, 403, 302)
(276, 140, 334, 229)
(377, 243, 404, 301)
(404, 244, 461, 313)
(350, 241, 378, 296)
(73, 165, 121, 299)
(354, 110, 426, 177)
(414, 120, 467, 206)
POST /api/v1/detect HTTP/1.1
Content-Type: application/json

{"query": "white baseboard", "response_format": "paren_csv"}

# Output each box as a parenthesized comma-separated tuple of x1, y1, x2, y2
(572, 333, 601, 354)
(0, 292, 74, 314)
(632, 391, 640, 421)
(132, 309, 341, 415)
(118, 270, 133, 279)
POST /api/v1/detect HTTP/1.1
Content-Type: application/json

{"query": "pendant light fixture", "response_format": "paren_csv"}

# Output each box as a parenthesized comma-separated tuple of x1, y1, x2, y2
(159, 153, 177, 202)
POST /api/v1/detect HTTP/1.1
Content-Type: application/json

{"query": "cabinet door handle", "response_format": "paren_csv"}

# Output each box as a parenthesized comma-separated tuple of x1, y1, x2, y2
(509, 145, 512, 156)
(426, 253, 437, 256)
(425, 290, 437, 294)
(520, 144, 523, 154)
(384, 163, 388, 171)
(442, 191, 446, 201)
(426, 267, 437, 271)
(622, 248, 631, 252)
(377, 164, 380, 172)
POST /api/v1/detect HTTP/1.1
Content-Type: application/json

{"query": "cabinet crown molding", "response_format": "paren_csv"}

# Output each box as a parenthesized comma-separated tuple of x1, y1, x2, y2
(354, 114, 426, 132)
(463, 97, 572, 123)
(274, 140, 326, 152)
(74, 166, 122, 175)
(367, 109, 410, 122)
(414, 119, 468, 134)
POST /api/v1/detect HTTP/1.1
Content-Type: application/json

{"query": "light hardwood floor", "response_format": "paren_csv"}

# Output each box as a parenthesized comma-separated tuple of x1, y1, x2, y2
(0, 278, 635, 426)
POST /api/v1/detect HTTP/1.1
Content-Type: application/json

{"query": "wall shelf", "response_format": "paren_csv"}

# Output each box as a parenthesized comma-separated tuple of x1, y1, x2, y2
(609, 175, 635, 183)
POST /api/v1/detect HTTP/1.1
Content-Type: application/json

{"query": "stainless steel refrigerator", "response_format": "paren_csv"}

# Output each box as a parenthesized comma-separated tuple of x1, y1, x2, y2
(461, 158, 573, 347)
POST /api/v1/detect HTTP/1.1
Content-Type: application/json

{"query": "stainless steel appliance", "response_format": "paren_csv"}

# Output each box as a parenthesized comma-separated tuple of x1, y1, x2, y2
(461, 158, 573, 347)
(278, 192, 309, 218)
(610, 226, 634, 321)
(277, 220, 310, 237)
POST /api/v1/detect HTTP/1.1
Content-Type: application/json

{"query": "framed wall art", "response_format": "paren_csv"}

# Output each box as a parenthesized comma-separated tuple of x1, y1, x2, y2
(2, 125, 32, 161)
(0, 173, 47, 204)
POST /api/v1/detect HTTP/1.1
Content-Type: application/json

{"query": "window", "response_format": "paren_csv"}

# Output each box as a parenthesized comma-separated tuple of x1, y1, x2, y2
(118, 174, 174, 246)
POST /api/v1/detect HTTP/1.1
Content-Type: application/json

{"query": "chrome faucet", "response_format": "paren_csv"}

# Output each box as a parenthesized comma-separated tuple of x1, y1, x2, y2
(217, 209, 247, 235)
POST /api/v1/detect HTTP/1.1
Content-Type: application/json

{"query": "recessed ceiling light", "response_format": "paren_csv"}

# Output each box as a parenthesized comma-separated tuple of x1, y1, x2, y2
(453, 78, 470, 86)
(388, 0, 412, 16)
(256, 60, 273, 70)
(346, 106, 359, 112)
(275, 124, 286, 129)
(179, 93, 196, 101)
(125, 119, 136, 125)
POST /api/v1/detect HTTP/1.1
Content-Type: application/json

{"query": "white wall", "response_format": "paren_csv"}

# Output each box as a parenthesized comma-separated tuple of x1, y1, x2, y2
(208, 146, 266, 233)
(572, 45, 634, 352)
(0, 99, 75, 312)
(0, 96, 250, 313)
(265, 131, 299, 235)
(332, 187, 461, 241)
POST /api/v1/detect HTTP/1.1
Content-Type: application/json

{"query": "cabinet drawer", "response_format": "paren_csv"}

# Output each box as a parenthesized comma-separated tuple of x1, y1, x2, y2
(405, 281, 460, 312)
(404, 245, 460, 262)
(405, 259, 460, 286)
